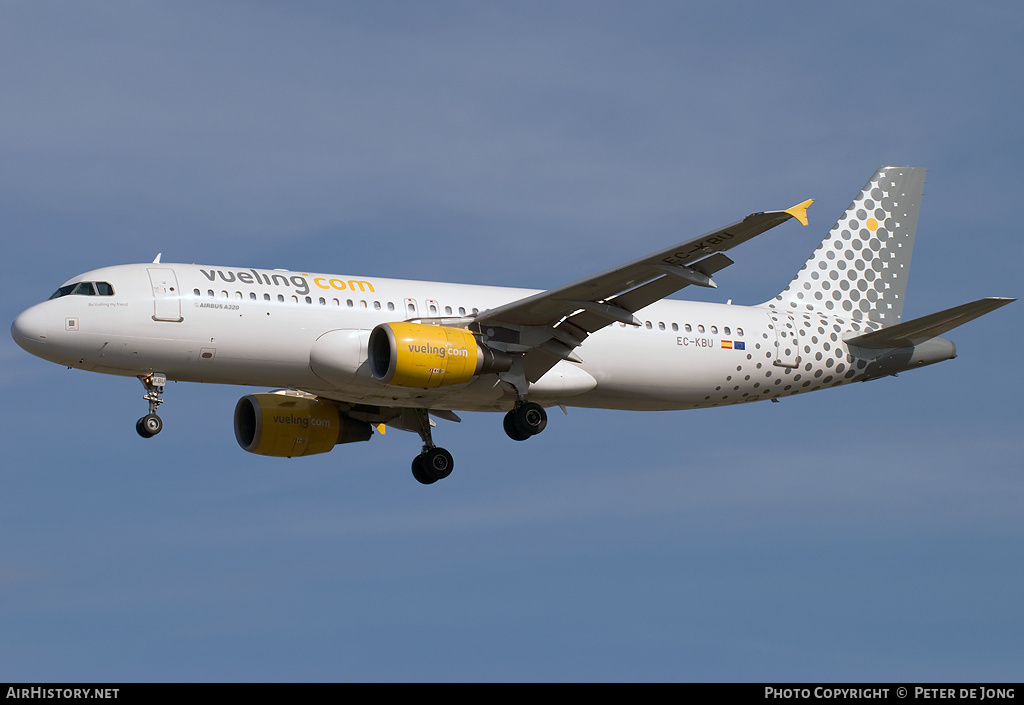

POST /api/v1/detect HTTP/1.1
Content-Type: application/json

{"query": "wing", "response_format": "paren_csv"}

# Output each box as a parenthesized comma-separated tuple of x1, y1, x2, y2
(473, 199, 813, 382)
(845, 297, 1015, 349)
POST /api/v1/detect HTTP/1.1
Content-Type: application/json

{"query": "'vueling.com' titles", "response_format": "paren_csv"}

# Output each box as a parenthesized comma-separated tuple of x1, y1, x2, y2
(199, 268, 375, 297)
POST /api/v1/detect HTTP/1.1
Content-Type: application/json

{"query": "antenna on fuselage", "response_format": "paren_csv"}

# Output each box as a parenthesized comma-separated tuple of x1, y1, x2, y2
(152, 253, 162, 263)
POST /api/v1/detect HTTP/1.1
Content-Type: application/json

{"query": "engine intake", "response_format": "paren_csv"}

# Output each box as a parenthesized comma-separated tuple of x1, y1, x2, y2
(368, 322, 512, 388)
(234, 393, 372, 457)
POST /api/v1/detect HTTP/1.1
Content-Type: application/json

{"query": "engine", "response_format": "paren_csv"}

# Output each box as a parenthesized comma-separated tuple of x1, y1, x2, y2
(234, 393, 372, 457)
(368, 322, 512, 388)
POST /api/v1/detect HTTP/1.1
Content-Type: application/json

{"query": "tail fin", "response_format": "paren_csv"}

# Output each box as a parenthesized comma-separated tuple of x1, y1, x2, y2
(769, 166, 927, 326)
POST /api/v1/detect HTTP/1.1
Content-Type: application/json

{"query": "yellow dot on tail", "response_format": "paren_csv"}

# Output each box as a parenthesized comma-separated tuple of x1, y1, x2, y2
(866, 218, 879, 231)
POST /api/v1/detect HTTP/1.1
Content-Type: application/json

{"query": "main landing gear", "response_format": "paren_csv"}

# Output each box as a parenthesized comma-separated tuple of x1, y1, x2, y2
(408, 401, 548, 484)
(408, 408, 454, 485)
(136, 373, 166, 438)
(503, 401, 547, 441)
(412, 446, 454, 486)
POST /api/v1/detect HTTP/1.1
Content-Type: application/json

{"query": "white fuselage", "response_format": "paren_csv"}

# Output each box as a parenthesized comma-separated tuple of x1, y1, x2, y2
(12, 262, 906, 413)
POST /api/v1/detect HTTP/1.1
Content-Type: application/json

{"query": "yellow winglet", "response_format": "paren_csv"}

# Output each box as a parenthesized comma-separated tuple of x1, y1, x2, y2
(784, 198, 814, 226)
(375, 423, 387, 435)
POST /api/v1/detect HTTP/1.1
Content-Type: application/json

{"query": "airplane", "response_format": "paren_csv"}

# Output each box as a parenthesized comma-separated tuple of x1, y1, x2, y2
(11, 166, 1014, 484)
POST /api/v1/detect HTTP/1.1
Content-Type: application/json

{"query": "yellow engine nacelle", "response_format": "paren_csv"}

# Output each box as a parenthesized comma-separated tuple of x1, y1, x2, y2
(234, 393, 372, 457)
(368, 322, 512, 388)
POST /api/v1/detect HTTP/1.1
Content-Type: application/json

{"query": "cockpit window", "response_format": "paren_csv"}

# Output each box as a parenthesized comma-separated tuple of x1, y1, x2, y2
(49, 281, 115, 299)
(49, 284, 76, 299)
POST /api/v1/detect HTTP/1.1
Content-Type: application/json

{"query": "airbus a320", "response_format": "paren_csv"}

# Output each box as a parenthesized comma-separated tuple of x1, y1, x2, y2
(11, 167, 1013, 484)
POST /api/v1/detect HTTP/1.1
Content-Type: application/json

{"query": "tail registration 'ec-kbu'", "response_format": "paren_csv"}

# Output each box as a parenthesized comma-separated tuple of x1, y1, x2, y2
(11, 167, 1014, 484)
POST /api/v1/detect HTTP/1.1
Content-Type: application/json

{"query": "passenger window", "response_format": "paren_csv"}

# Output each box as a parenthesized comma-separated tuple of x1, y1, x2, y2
(374, 301, 381, 310)
(347, 299, 354, 308)
(208, 290, 214, 298)
(737, 328, 744, 337)
(235, 292, 243, 300)
(458, 307, 466, 316)
(387, 302, 395, 311)
(697, 325, 705, 333)
(711, 325, 718, 334)
(658, 322, 665, 330)
(319, 297, 326, 305)
(264, 294, 271, 302)
(193, 289, 201, 296)
(278, 294, 285, 302)
(645, 321, 652, 329)
(671, 323, 678, 331)
(429, 304, 437, 315)
(305, 296, 312, 304)
(445, 306, 452, 315)
(250, 292, 257, 300)
(685, 324, 692, 333)
(724, 326, 731, 335)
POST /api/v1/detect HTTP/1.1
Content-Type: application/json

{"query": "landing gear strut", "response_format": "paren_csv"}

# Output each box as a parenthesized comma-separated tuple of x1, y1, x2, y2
(503, 401, 547, 441)
(136, 373, 166, 438)
(408, 408, 454, 485)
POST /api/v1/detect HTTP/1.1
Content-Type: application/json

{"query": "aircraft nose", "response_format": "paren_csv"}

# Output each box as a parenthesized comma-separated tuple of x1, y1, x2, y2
(11, 305, 48, 350)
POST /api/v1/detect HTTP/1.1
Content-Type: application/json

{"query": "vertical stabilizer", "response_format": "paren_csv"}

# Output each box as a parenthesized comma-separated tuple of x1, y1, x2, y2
(769, 166, 926, 325)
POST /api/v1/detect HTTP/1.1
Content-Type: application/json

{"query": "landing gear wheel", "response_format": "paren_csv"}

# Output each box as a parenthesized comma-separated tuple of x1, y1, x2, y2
(503, 410, 532, 441)
(411, 454, 436, 485)
(424, 447, 453, 480)
(136, 413, 163, 438)
(506, 401, 547, 440)
(412, 447, 454, 484)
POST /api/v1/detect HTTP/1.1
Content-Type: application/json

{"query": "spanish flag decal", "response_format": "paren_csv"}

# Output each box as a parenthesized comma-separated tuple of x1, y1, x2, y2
(721, 340, 733, 349)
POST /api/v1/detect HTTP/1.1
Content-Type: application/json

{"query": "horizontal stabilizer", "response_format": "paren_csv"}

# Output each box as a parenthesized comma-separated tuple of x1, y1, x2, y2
(845, 297, 1015, 349)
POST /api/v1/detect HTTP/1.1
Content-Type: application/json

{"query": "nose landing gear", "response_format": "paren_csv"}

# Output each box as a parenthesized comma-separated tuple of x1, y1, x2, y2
(136, 373, 166, 438)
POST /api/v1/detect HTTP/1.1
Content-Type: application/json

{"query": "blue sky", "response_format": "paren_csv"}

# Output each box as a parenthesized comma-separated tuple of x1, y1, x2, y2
(1, 2, 1021, 682)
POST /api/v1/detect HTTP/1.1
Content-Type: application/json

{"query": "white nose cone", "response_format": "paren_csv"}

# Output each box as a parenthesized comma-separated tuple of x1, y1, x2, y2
(11, 304, 48, 351)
